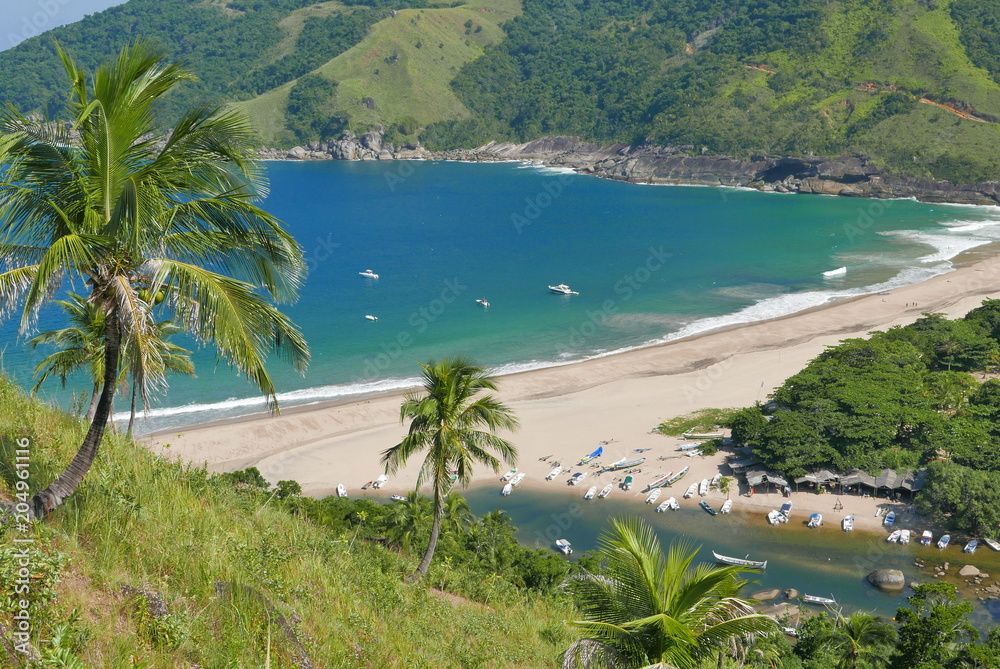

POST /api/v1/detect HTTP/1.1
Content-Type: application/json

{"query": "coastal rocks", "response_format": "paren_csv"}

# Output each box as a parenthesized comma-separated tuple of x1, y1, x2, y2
(959, 565, 981, 578)
(868, 569, 906, 591)
(750, 588, 782, 601)
(784, 588, 800, 600)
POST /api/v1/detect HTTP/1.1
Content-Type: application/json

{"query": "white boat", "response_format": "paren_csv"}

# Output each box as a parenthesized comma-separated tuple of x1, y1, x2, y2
(683, 483, 698, 499)
(389, 494, 405, 501)
(336, 483, 347, 498)
(666, 497, 679, 510)
(699, 479, 709, 496)
(712, 551, 767, 569)
(900, 529, 911, 544)
(720, 499, 733, 514)
(584, 486, 598, 500)
(963, 539, 979, 553)
(549, 283, 579, 295)
(937, 534, 951, 549)
(920, 530, 933, 546)
(985, 538, 1000, 551)
(767, 510, 782, 525)
(780, 502, 792, 518)
(682, 432, 724, 439)
(643, 473, 673, 492)
(372, 474, 389, 489)
(663, 466, 690, 485)
(822, 266, 846, 277)
(501, 483, 512, 496)
(887, 530, 901, 543)
(510, 472, 525, 486)
(621, 475, 634, 490)
(545, 466, 563, 480)
(842, 515, 854, 532)
(598, 484, 613, 499)
(807, 513, 823, 528)
(364, 314, 378, 321)
(884, 511, 896, 526)
(710, 474, 722, 489)
(645, 488, 662, 504)
(569, 472, 587, 485)
(501, 468, 517, 482)
(655, 499, 671, 512)
(803, 594, 837, 605)
(476, 298, 490, 307)
(686, 449, 702, 457)
(359, 269, 379, 279)
(676, 442, 704, 451)
(555, 539, 573, 555)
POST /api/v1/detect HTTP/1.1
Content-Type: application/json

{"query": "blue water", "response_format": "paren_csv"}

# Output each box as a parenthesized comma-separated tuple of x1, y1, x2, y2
(5, 160, 1000, 431)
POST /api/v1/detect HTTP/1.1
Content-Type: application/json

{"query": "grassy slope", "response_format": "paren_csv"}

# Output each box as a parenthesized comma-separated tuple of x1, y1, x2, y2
(0, 378, 572, 666)
(237, 0, 521, 144)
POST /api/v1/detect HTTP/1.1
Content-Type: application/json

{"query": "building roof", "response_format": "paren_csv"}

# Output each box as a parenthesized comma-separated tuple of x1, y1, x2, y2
(745, 466, 789, 489)
(793, 469, 840, 485)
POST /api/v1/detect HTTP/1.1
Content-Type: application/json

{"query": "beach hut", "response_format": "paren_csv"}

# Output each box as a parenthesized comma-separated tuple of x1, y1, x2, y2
(744, 466, 789, 494)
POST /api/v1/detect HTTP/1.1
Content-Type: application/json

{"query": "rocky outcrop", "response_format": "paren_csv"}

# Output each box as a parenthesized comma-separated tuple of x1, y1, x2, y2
(261, 132, 1000, 207)
(959, 565, 981, 578)
(868, 569, 906, 591)
(750, 588, 782, 601)
(784, 588, 800, 600)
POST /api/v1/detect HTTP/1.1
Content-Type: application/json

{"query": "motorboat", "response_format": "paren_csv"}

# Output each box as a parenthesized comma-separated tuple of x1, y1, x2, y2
(842, 515, 854, 532)
(887, 530, 901, 543)
(643, 473, 672, 492)
(937, 534, 951, 549)
(780, 502, 792, 518)
(884, 511, 896, 526)
(920, 530, 933, 546)
(807, 513, 823, 528)
(501, 483, 512, 496)
(584, 486, 598, 500)
(699, 479, 709, 496)
(985, 538, 1000, 551)
(683, 483, 698, 499)
(712, 551, 767, 569)
(510, 472, 525, 486)
(710, 474, 722, 489)
(545, 466, 563, 480)
(359, 269, 379, 279)
(555, 539, 573, 555)
(364, 314, 378, 321)
(700, 500, 717, 516)
(501, 468, 517, 482)
(549, 284, 579, 295)
(676, 442, 704, 451)
(822, 266, 846, 277)
(476, 298, 490, 307)
(598, 484, 613, 499)
(389, 494, 405, 501)
(686, 449, 702, 457)
(621, 475, 634, 490)
(964, 539, 979, 553)
(568, 472, 587, 485)
(372, 474, 389, 489)
(336, 484, 347, 498)
(720, 499, 733, 514)
(645, 488, 662, 504)
(666, 497, 679, 510)
(900, 529, 911, 544)
(767, 510, 782, 525)
(655, 499, 671, 512)
(803, 594, 837, 605)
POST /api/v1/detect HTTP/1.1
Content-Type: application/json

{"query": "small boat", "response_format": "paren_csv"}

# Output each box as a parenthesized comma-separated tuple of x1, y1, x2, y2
(545, 466, 563, 480)
(984, 538, 1000, 551)
(646, 489, 662, 504)
(642, 473, 673, 492)
(666, 497, 679, 510)
(963, 539, 979, 553)
(842, 515, 854, 532)
(676, 441, 704, 451)
(780, 502, 792, 518)
(683, 483, 698, 499)
(822, 266, 846, 277)
(539, 454, 552, 461)
(372, 474, 389, 489)
(699, 479, 709, 496)
(476, 298, 490, 307)
(568, 472, 587, 485)
(501, 483, 512, 496)
(364, 314, 378, 321)
(807, 513, 822, 528)
(621, 475, 634, 490)
(937, 534, 951, 549)
(584, 486, 598, 500)
(920, 530, 933, 546)
(578, 446, 604, 465)
(686, 449, 702, 457)
(664, 466, 690, 485)
(358, 269, 379, 279)
(720, 499, 733, 514)
(597, 457, 646, 473)
(767, 510, 782, 525)
(501, 468, 517, 482)
(361, 480, 373, 490)
(699, 500, 717, 516)
(549, 283, 579, 295)
(884, 511, 896, 526)
(389, 494, 405, 501)
(598, 484, 613, 499)
(555, 539, 573, 555)
(710, 474, 722, 489)
(336, 484, 347, 498)
(712, 551, 767, 569)
(803, 594, 837, 605)
(887, 530, 901, 543)
(655, 499, 671, 512)
(634, 448, 652, 452)
(900, 529, 911, 544)
(682, 432, 724, 439)
(510, 472, 525, 486)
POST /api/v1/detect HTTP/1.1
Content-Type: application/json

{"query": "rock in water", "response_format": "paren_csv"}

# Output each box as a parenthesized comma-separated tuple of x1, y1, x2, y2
(784, 588, 800, 600)
(750, 588, 782, 601)
(959, 565, 981, 578)
(868, 569, 905, 591)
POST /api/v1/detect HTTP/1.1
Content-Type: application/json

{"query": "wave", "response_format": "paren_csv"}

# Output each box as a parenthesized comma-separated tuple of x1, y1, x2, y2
(882, 229, 995, 263)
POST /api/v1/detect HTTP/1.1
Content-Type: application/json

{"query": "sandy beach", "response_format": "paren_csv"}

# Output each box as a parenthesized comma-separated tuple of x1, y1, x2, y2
(146, 247, 1000, 532)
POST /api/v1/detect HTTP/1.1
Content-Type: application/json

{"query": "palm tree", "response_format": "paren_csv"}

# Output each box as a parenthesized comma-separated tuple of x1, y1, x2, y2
(441, 492, 474, 536)
(381, 357, 518, 579)
(826, 611, 897, 669)
(718, 476, 734, 500)
(121, 317, 195, 436)
(0, 42, 308, 519)
(563, 516, 779, 669)
(384, 491, 432, 552)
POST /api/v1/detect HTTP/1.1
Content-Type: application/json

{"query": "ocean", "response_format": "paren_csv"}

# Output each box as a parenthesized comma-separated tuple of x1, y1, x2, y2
(4, 159, 1000, 432)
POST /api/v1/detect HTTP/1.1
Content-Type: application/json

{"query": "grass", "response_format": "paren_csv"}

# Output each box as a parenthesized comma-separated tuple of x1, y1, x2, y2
(0, 377, 574, 666)
(653, 408, 738, 437)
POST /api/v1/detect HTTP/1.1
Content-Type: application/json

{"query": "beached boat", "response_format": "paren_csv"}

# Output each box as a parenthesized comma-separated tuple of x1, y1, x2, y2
(712, 551, 767, 569)
(664, 466, 690, 485)
(642, 472, 673, 492)
(655, 499, 671, 512)
(549, 283, 579, 295)
(336, 484, 347, 498)
(372, 474, 389, 489)
(569, 472, 587, 485)
(621, 475, 634, 491)
(710, 474, 722, 488)
(362, 480, 373, 490)
(501, 468, 517, 482)
(584, 486, 598, 500)
(887, 530, 901, 543)
(555, 539, 573, 555)
(682, 432, 724, 439)
(645, 488, 662, 504)
(666, 497, 680, 510)
(545, 466, 563, 480)
(720, 499, 733, 514)
(683, 483, 698, 499)
(842, 515, 854, 532)
(985, 538, 1000, 551)
(510, 472, 525, 486)
(598, 484, 613, 499)
(900, 529, 911, 544)
(501, 483, 512, 496)
(358, 269, 379, 279)
(803, 594, 837, 605)
(597, 457, 646, 473)
(937, 534, 951, 549)
(807, 513, 823, 528)
(364, 314, 378, 321)
(767, 510, 782, 525)
(920, 530, 933, 546)
(822, 266, 846, 277)
(780, 501, 792, 516)
(578, 446, 604, 465)
(389, 494, 405, 501)
(676, 442, 704, 451)
(884, 511, 896, 526)
(686, 449, 702, 457)
(963, 539, 979, 553)
(700, 500, 717, 516)
(476, 298, 490, 307)
(699, 478, 709, 496)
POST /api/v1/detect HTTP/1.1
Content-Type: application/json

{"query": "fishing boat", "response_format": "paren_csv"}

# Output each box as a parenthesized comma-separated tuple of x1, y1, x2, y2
(937, 534, 951, 549)
(476, 298, 490, 307)
(598, 484, 613, 499)
(666, 497, 679, 510)
(900, 529, 911, 544)
(920, 530, 933, 546)
(501, 468, 517, 482)
(597, 457, 646, 473)
(803, 594, 837, 605)
(780, 502, 793, 518)
(683, 483, 698, 499)
(584, 486, 598, 500)
(676, 442, 704, 451)
(361, 480, 373, 490)
(712, 551, 767, 569)
(664, 466, 690, 485)
(555, 539, 573, 555)
(645, 489, 662, 504)
(568, 472, 587, 485)
(822, 266, 847, 277)
(720, 499, 733, 514)
(389, 494, 405, 501)
(698, 478, 709, 496)
(963, 539, 979, 553)
(682, 432, 724, 439)
(710, 474, 722, 489)
(699, 500, 717, 516)
(807, 513, 823, 528)
(372, 474, 389, 489)
(364, 314, 378, 321)
(578, 446, 604, 465)
(642, 472, 673, 492)
(884, 511, 896, 526)
(985, 538, 1000, 551)
(358, 269, 379, 279)
(501, 483, 512, 496)
(510, 472, 525, 486)
(549, 284, 579, 295)
(887, 530, 901, 543)
(686, 449, 702, 457)
(842, 515, 854, 532)
(621, 475, 634, 491)
(767, 510, 782, 525)
(655, 499, 671, 512)
(545, 466, 563, 480)
(336, 484, 347, 498)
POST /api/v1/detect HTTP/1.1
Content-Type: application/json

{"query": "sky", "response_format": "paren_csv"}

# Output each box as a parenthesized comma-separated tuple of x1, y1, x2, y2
(0, 0, 126, 52)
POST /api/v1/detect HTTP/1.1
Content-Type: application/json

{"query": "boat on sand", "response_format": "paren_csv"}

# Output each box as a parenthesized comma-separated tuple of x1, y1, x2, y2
(336, 484, 347, 498)
(584, 486, 598, 500)
(720, 499, 733, 514)
(645, 489, 662, 504)
(598, 484, 613, 499)
(683, 483, 698, 499)
(699, 500, 717, 515)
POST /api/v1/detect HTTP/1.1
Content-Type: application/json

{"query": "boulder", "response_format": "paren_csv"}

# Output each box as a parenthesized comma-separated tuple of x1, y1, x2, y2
(868, 569, 906, 591)
(910, 582, 920, 590)
(784, 588, 800, 600)
(959, 565, 980, 578)
(750, 588, 782, 602)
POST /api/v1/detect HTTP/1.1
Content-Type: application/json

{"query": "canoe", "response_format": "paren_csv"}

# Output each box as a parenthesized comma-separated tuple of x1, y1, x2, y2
(682, 432, 724, 439)
(712, 551, 767, 569)
(664, 466, 690, 485)
(803, 594, 836, 605)
(642, 473, 673, 492)
(597, 457, 646, 473)
(699, 500, 717, 516)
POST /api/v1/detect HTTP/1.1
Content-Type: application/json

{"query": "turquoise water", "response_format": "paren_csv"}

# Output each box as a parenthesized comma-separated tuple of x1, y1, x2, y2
(5, 160, 1000, 431)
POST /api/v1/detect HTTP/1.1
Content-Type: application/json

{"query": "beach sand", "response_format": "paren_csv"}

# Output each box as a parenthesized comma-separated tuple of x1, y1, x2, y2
(145, 249, 1000, 532)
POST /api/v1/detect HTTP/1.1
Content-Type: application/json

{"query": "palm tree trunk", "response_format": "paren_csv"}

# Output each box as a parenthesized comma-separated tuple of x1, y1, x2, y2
(84, 382, 100, 422)
(30, 308, 120, 520)
(413, 484, 444, 579)
(127, 383, 137, 437)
